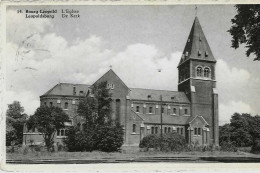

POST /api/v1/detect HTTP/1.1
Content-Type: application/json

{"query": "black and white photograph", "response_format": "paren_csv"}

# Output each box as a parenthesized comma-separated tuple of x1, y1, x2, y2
(1, 0, 260, 172)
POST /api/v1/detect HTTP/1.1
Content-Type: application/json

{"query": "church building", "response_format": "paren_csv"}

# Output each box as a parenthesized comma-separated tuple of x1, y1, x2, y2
(23, 17, 219, 147)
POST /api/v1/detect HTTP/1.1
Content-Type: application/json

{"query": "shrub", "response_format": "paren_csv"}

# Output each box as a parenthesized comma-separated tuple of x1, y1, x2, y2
(139, 132, 187, 152)
(33, 145, 42, 152)
(220, 141, 237, 152)
(251, 140, 260, 154)
(63, 126, 95, 152)
(139, 134, 160, 150)
(94, 124, 124, 152)
(57, 144, 67, 152)
(64, 124, 124, 152)
(161, 133, 187, 152)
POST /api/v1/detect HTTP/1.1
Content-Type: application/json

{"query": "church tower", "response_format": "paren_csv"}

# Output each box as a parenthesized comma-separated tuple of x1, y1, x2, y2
(178, 17, 219, 145)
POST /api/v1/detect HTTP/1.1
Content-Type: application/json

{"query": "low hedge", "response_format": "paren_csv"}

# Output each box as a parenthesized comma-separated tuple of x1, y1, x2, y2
(139, 132, 187, 152)
(220, 141, 237, 152)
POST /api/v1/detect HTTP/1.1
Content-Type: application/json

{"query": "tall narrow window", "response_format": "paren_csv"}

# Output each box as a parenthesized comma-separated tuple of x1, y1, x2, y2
(173, 108, 176, 114)
(151, 127, 154, 134)
(149, 107, 153, 114)
(177, 127, 180, 134)
(50, 102, 53, 107)
(181, 128, 183, 135)
(164, 127, 167, 133)
(194, 128, 197, 135)
(155, 127, 158, 134)
(61, 129, 64, 136)
(196, 67, 202, 77)
(73, 86, 76, 96)
(136, 106, 140, 113)
(168, 127, 171, 133)
(116, 99, 120, 121)
(185, 109, 188, 115)
(204, 67, 210, 78)
(64, 102, 68, 109)
(132, 124, 136, 133)
(161, 107, 164, 114)
(198, 128, 201, 135)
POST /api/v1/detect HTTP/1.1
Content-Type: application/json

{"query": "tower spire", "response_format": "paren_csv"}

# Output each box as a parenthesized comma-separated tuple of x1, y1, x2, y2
(178, 16, 216, 66)
(195, 5, 198, 17)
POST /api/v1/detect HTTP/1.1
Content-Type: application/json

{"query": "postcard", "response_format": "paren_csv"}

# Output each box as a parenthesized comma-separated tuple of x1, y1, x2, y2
(1, 0, 260, 172)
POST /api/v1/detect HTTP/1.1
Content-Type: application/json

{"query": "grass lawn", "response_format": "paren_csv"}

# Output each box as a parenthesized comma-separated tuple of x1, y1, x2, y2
(6, 147, 260, 161)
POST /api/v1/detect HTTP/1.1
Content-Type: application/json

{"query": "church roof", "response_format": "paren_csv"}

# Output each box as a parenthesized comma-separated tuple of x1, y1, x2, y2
(41, 83, 90, 97)
(179, 17, 216, 66)
(129, 88, 190, 103)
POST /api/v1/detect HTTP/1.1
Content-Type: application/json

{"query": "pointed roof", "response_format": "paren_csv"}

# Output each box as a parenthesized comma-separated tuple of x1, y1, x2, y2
(93, 69, 129, 89)
(179, 17, 216, 66)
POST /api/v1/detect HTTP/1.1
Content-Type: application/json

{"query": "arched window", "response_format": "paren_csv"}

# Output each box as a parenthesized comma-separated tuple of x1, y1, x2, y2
(136, 106, 140, 113)
(64, 102, 68, 109)
(132, 124, 136, 133)
(204, 67, 211, 78)
(173, 108, 176, 114)
(196, 66, 202, 77)
(155, 127, 158, 134)
(161, 107, 164, 114)
(198, 128, 201, 135)
(149, 107, 153, 114)
(164, 127, 167, 133)
(168, 127, 171, 133)
(151, 127, 155, 134)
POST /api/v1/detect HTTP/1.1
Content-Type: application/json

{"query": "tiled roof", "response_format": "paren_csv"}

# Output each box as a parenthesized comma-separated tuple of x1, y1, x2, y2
(41, 83, 90, 97)
(179, 17, 216, 66)
(129, 88, 190, 103)
(136, 112, 190, 125)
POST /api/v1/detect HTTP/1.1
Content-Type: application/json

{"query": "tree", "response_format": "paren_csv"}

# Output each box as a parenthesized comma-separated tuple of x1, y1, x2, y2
(93, 122, 124, 152)
(6, 101, 27, 146)
(28, 106, 69, 151)
(228, 5, 260, 61)
(65, 81, 124, 152)
(229, 113, 253, 147)
(77, 81, 113, 128)
(219, 123, 233, 146)
(219, 113, 260, 148)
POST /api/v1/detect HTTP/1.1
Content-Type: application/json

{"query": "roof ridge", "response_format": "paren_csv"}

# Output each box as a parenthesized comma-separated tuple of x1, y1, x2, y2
(129, 87, 184, 93)
(59, 83, 91, 85)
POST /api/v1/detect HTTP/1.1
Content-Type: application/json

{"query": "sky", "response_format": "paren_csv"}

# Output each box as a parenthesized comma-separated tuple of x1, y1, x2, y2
(4, 5, 260, 125)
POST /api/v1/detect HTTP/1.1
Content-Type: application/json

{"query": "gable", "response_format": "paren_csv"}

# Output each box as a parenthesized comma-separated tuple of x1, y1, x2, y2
(93, 69, 129, 98)
(188, 115, 208, 126)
